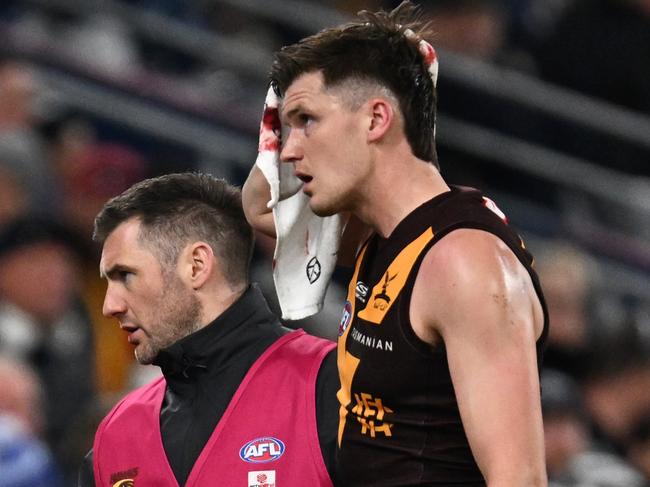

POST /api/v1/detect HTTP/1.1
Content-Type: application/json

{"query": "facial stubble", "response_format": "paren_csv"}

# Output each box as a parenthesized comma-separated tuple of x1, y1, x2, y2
(135, 270, 202, 365)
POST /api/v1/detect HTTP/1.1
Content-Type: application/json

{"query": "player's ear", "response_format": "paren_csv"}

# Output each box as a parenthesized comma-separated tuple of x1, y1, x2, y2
(180, 241, 214, 290)
(367, 98, 394, 142)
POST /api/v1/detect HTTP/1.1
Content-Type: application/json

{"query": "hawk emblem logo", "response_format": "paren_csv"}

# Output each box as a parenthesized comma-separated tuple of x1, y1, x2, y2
(373, 271, 397, 310)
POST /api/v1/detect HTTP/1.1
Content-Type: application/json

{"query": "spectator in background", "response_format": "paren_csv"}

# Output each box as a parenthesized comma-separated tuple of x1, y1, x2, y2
(200, 3, 282, 58)
(390, 0, 536, 70)
(536, 240, 650, 476)
(524, 0, 650, 180)
(534, 0, 650, 115)
(333, 0, 385, 15)
(41, 112, 149, 238)
(0, 415, 63, 487)
(62, 142, 149, 396)
(0, 355, 45, 437)
(500, 0, 575, 58)
(42, 113, 150, 396)
(421, 0, 508, 61)
(60, 13, 137, 78)
(535, 241, 597, 380)
(0, 164, 28, 228)
(410, 0, 546, 158)
(627, 416, 650, 482)
(542, 369, 645, 487)
(0, 216, 95, 483)
(582, 326, 650, 452)
(60, 142, 148, 237)
(0, 355, 63, 487)
(0, 60, 58, 215)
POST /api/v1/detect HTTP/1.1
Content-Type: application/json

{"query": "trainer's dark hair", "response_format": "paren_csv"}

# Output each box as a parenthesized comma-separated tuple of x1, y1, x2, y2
(271, 1, 438, 167)
(93, 172, 254, 287)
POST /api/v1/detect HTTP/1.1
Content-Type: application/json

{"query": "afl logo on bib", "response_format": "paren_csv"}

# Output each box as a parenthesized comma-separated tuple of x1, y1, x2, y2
(240, 437, 285, 463)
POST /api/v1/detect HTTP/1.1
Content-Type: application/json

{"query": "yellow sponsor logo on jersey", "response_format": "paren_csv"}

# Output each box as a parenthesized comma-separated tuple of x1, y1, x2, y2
(352, 392, 394, 438)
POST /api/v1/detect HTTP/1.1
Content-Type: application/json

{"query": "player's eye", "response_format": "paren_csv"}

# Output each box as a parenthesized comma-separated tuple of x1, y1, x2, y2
(298, 113, 315, 125)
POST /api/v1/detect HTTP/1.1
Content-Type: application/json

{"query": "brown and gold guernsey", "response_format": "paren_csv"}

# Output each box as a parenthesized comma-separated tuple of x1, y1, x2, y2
(335, 186, 548, 486)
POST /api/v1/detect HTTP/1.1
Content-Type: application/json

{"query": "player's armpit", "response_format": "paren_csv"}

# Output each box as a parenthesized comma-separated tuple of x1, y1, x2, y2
(411, 229, 547, 487)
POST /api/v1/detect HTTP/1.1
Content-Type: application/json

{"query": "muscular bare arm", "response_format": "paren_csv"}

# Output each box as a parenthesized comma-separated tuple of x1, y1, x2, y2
(411, 229, 547, 487)
(242, 165, 276, 237)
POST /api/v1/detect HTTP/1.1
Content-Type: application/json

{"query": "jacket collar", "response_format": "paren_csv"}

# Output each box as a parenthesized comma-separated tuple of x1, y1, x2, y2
(154, 284, 280, 383)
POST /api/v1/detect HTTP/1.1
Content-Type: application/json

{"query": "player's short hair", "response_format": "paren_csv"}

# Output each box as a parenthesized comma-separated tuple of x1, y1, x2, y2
(271, 1, 438, 167)
(94, 172, 254, 287)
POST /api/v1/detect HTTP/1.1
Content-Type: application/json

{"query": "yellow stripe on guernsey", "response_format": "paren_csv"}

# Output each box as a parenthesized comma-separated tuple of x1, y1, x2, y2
(337, 242, 368, 447)
(337, 228, 434, 446)
(358, 228, 434, 324)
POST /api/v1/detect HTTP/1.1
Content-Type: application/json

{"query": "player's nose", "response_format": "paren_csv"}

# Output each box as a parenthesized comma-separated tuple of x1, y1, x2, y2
(280, 129, 303, 163)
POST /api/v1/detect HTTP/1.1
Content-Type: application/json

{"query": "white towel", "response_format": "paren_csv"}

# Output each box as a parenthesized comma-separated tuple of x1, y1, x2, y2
(255, 86, 344, 320)
(255, 34, 438, 321)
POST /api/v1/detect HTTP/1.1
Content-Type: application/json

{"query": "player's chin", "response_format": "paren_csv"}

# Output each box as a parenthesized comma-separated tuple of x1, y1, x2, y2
(309, 198, 338, 217)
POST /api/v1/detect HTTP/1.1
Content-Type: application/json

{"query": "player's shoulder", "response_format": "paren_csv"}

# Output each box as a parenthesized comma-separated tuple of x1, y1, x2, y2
(417, 227, 533, 312)
(421, 227, 517, 284)
(410, 229, 514, 343)
(412, 227, 541, 341)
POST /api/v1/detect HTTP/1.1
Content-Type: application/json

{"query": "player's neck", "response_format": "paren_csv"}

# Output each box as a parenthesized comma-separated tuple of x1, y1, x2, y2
(356, 154, 449, 239)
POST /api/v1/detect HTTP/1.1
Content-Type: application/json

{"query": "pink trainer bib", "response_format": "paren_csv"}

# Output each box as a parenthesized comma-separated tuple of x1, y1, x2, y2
(93, 330, 335, 486)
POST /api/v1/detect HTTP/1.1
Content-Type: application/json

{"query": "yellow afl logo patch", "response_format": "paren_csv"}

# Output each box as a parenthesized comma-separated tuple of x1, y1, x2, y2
(112, 480, 134, 487)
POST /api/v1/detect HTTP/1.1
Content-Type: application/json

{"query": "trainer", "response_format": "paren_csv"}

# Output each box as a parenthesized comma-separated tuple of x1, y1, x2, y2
(79, 173, 338, 486)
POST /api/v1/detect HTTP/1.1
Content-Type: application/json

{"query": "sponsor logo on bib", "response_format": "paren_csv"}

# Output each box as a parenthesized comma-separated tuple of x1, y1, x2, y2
(248, 470, 276, 487)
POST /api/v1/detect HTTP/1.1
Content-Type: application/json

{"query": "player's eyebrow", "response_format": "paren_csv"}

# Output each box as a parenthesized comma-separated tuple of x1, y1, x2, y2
(282, 103, 307, 125)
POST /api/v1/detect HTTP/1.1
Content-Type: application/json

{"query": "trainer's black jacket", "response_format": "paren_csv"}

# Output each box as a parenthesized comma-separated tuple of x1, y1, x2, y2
(78, 284, 339, 486)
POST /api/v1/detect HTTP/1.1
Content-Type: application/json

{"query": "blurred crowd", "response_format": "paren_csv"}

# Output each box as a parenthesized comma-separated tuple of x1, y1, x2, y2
(0, 0, 648, 485)
(535, 242, 650, 486)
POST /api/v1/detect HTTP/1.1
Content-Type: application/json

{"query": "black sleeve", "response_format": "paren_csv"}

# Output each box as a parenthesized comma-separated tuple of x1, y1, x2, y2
(315, 349, 340, 480)
(78, 449, 95, 487)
